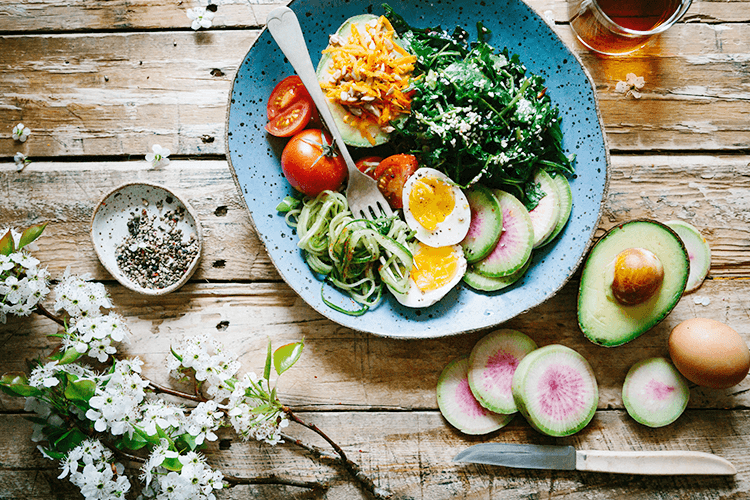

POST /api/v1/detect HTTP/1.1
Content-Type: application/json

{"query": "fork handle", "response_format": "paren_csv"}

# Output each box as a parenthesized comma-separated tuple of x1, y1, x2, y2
(266, 7, 358, 175)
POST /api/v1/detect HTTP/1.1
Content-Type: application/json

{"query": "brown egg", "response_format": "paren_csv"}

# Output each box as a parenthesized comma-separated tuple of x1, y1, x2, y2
(668, 318, 750, 389)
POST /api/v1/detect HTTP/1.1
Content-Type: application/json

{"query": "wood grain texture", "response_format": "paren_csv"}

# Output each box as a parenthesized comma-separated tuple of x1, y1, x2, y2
(2, 0, 750, 33)
(2, 155, 748, 279)
(1, 409, 749, 499)
(1, 276, 747, 413)
(4, 23, 750, 157)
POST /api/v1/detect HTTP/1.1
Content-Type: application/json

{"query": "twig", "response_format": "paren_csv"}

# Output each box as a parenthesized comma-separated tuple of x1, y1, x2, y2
(147, 380, 207, 403)
(283, 407, 392, 500)
(34, 303, 65, 327)
(224, 474, 327, 491)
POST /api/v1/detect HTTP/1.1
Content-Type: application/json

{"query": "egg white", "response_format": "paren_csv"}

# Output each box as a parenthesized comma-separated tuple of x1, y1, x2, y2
(402, 167, 471, 247)
(390, 242, 467, 308)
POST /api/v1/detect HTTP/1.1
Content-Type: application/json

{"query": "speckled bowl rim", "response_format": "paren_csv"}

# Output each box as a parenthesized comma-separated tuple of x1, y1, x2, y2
(224, 0, 611, 338)
(90, 182, 204, 296)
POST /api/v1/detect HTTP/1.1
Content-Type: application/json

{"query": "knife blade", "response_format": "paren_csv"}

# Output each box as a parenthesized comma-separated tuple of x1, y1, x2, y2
(453, 443, 736, 475)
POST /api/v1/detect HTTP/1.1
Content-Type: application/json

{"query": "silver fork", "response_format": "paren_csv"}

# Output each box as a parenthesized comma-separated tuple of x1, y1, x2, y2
(266, 7, 394, 220)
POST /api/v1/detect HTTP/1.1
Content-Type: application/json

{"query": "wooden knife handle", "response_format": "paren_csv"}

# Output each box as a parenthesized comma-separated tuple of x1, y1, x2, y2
(575, 450, 736, 475)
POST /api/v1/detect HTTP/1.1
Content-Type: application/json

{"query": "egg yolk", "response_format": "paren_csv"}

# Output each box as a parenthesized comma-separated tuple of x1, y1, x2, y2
(408, 177, 455, 231)
(412, 245, 459, 292)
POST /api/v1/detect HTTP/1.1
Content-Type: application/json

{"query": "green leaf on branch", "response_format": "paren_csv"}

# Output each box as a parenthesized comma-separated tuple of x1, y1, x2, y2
(18, 222, 47, 250)
(59, 347, 84, 366)
(0, 372, 42, 398)
(161, 456, 183, 472)
(263, 338, 273, 381)
(0, 230, 14, 256)
(178, 433, 199, 451)
(273, 340, 304, 376)
(64, 378, 96, 402)
(118, 430, 150, 451)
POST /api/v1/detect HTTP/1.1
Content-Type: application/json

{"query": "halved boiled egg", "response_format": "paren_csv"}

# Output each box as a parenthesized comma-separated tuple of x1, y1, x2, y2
(402, 168, 471, 247)
(390, 242, 467, 308)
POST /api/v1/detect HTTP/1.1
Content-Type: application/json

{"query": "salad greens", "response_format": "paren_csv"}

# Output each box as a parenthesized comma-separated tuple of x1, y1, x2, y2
(384, 5, 575, 208)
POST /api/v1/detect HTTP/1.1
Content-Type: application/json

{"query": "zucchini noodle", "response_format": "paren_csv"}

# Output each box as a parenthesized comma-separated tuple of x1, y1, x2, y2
(281, 191, 414, 316)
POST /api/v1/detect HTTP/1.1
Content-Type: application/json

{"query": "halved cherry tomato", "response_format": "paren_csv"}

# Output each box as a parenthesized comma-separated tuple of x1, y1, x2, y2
(373, 154, 419, 210)
(266, 76, 314, 137)
(281, 129, 348, 197)
(355, 156, 382, 179)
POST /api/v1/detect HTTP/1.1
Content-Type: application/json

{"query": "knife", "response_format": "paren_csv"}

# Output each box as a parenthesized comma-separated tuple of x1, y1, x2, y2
(453, 443, 736, 475)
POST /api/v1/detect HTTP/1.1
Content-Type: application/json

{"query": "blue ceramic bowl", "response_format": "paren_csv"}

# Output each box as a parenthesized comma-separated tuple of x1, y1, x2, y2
(226, 0, 609, 338)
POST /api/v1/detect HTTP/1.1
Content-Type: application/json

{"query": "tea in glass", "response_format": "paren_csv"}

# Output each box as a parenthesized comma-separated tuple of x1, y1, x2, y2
(569, 0, 693, 55)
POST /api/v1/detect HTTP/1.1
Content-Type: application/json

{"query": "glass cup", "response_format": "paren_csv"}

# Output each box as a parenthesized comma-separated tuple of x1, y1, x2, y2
(568, 0, 693, 55)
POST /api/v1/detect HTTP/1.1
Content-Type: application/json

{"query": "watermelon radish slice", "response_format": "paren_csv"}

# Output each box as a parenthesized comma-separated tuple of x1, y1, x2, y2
(463, 256, 531, 292)
(538, 173, 573, 247)
(665, 220, 711, 293)
(473, 190, 534, 278)
(528, 170, 561, 248)
(511, 344, 599, 437)
(460, 185, 503, 264)
(468, 329, 538, 414)
(622, 357, 689, 428)
(437, 355, 514, 435)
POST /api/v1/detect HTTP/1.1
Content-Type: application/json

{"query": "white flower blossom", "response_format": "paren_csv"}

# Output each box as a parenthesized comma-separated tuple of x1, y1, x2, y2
(62, 439, 131, 500)
(149, 452, 223, 500)
(226, 372, 288, 445)
(53, 268, 112, 319)
(12, 123, 30, 142)
(28, 361, 61, 388)
(187, 7, 215, 30)
(14, 152, 30, 171)
(169, 334, 239, 402)
(0, 249, 50, 323)
(146, 144, 171, 168)
(140, 438, 178, 487)
(182, 400, 223, 445)
(84, 359, 147, 435)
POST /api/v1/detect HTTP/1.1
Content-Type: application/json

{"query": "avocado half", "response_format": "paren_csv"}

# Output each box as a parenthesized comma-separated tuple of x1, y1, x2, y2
(315, 14, 398, 148)
(577, 219, 689, 347)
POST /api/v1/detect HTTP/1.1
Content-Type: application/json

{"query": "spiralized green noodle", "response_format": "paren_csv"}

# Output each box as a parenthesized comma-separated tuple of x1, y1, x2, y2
(282, 191, 414, 315)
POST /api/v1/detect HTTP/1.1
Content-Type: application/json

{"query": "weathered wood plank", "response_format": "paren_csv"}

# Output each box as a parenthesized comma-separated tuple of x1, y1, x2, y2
(1, 410, 749, 499)
(2, 155, 748, 280)
(4, 24, 750, 157)
(2, 276, 748, 413)
(1, 0, 750, 33)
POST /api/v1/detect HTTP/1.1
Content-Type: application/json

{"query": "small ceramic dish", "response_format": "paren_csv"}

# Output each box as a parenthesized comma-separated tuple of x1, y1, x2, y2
(91, 182, 203, 295)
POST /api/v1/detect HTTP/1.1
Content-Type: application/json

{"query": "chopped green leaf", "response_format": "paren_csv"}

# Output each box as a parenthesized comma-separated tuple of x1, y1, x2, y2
(275, 196, 301, 213)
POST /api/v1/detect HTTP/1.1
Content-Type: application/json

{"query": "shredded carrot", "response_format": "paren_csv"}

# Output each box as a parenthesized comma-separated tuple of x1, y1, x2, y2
(320, 15, 415, 144)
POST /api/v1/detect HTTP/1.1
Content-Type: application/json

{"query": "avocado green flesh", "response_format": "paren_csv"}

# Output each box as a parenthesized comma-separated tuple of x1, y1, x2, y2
(315, 14, 391, 148)
(578, 221, 689, 347)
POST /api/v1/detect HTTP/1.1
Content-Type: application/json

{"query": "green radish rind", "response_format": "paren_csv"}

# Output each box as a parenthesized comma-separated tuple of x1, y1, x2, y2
(316, 15, 400, 148)
(468, 329, 538, 414)
(665, 220, 711, 293)
(528, 169, 561, 248)
(511, 344, 598, 437)
(460, 185, 503, 264)
(577, 220, 689, 347)
(473, 190, 534, 278)
(463, 255, 531, 292)
(622, 357, 690, 428)
(437, 355, 514, 435)
(538, 173, 573, 248)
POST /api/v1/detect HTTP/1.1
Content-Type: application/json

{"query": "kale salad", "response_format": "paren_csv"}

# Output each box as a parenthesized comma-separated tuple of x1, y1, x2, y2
(384, 5, 575, 209)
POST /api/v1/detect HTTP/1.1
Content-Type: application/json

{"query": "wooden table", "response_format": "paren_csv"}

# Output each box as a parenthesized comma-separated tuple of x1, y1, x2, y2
(2, 0, 750, 498)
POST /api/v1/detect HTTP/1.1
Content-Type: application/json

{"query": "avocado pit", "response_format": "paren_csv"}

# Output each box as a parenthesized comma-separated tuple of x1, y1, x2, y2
(610, 247, 664, 305)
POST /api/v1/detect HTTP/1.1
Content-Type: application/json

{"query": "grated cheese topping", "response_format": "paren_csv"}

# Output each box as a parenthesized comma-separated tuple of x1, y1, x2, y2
(320, 16, 416, 144)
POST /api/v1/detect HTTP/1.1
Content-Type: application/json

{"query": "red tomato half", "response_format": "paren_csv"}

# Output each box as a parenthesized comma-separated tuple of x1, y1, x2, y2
(355, 156, 382, 179)
(266, 76, 314, 137)
(373, 154, 419, 209)
(281, 129, 348, 197)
